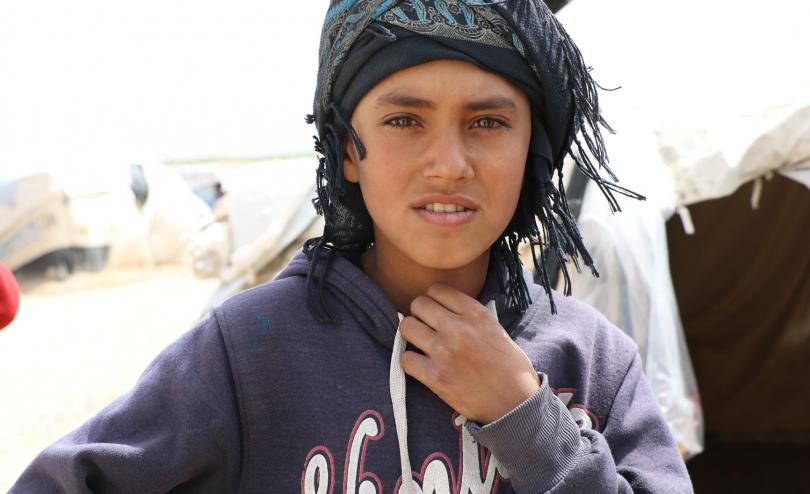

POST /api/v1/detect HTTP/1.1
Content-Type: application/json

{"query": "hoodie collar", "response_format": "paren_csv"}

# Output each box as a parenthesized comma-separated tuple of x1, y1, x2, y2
(277, 250, 525, 350)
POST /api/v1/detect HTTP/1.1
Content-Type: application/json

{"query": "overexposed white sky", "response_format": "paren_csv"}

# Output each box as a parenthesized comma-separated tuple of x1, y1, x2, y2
(3, 0, 809, 183)
(0, 1, 328, 178)
(558, 0, 810, 128)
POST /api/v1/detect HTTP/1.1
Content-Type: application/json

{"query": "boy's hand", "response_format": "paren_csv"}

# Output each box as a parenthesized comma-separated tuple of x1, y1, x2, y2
(399, 283, 541, 425)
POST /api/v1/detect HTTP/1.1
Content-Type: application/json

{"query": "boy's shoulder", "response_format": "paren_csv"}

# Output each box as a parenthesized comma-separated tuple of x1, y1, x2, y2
(225, 273, 305, 305)
(215, 273, 309, 327)
(520, 280, 639, 375)
(215, 270, 307, 314)
(525, 278, 635, 341)
(519, 282, 643, 426)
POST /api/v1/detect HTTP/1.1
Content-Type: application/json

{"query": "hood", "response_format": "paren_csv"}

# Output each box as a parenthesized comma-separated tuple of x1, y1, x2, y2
(276, 251, 530, 350)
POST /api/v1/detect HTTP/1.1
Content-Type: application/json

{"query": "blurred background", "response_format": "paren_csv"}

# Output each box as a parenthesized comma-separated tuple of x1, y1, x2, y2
(1, 0, 809, 491)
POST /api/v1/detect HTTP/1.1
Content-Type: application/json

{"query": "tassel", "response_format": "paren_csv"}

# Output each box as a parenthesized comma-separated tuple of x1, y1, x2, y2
(304, 102, 376, 324)
(545, 12, 645, 213)
(304, 237, 337, 324)
(330, 103, 367, 160)
(489, 3, 646, 313)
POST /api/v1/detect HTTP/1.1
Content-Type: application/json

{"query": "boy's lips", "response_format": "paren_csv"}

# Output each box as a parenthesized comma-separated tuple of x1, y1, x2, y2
(411, 195, 479, 211)
(411, 195, 479, 227)
(414, 208, 476, 227)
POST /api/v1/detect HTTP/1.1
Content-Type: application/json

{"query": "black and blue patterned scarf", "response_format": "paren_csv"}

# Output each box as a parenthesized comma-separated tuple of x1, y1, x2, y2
(304, 0, 643, 322)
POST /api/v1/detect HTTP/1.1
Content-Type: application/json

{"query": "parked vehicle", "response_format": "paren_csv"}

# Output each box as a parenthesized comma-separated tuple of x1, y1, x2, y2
(0, 173, 115, 278)
(1, 163, 212, 280)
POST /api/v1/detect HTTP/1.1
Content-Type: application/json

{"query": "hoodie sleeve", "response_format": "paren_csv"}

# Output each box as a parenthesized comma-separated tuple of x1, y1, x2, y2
(9, 312, 242, 493)
(465, 355, 693, 493)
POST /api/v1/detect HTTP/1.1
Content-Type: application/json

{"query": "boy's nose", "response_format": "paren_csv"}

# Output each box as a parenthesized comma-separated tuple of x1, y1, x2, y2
(422, 130, 474, 184)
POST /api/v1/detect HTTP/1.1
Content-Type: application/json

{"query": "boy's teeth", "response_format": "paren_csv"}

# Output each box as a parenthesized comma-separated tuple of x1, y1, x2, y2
(425, 203, 466, 213)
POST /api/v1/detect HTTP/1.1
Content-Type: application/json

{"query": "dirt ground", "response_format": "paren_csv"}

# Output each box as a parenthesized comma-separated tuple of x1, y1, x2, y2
(0, 266, 219, 490)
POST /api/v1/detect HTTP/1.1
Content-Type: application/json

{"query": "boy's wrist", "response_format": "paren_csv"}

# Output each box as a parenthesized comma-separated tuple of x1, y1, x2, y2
(465, 372, 584, 492)
(478, 371, 543, 425)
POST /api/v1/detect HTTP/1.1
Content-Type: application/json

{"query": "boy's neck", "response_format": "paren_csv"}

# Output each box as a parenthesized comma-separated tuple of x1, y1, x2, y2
(361, 245, 490, 316)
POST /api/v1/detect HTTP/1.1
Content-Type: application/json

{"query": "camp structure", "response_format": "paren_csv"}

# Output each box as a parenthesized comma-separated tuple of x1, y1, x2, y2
(188, 157, 323, 309)
(555, 0, 810, 489)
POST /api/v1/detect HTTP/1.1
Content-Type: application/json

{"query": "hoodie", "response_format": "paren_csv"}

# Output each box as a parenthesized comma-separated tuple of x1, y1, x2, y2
(12, 252, 692, 493)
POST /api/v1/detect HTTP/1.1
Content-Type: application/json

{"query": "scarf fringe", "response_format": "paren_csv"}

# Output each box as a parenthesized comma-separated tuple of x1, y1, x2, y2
(303, 108, 346, 324)
(304, 104, 373, 324)
(512, 12, 645, 313)
(548, 12, 645, 209)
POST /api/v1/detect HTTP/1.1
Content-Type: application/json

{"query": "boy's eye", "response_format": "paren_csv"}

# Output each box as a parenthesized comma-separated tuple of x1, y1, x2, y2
(385, 116, 418, 128)
(471, 117, 506, 130)
(383, 116, 508, 130)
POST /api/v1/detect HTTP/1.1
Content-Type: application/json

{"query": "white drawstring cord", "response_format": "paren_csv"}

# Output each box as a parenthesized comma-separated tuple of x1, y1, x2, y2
(390, 313, 417, 493)
(389, 301, 498, 493)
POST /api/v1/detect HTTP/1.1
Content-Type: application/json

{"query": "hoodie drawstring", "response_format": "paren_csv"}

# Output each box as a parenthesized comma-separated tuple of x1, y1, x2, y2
(390, 300, 498, 493)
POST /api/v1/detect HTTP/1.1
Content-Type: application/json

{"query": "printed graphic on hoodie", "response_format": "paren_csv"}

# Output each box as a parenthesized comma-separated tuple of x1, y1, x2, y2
(301, 391, 596, 494)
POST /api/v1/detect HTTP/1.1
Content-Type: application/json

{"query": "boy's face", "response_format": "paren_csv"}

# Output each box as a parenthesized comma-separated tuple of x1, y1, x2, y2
(343, 59, 531, 272)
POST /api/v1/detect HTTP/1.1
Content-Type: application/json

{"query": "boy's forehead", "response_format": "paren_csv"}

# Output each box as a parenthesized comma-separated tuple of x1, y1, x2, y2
(366, 61, 529, 110)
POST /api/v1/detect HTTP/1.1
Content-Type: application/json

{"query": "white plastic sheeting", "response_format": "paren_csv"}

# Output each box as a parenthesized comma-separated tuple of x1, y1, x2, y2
(188, 158, 321, 305)
(564, 122, 704, 456)
(130, 164, 214, 266)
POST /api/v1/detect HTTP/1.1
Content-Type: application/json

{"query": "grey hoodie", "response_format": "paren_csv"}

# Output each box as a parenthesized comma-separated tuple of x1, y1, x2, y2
(11, 252, 692, 493)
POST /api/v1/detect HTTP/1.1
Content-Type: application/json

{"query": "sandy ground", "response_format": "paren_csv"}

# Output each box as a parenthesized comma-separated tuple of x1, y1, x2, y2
(0, 266, 219, 490)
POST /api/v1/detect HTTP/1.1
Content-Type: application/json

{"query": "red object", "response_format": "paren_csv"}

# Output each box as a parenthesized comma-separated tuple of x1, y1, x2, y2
(0, 262, 20, 330)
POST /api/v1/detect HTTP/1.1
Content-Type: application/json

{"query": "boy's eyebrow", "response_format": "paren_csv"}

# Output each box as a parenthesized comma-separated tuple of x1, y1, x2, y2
(464, 96, 518, 111)
(375, 92, 436, 109)
(374, 92, 518, 111)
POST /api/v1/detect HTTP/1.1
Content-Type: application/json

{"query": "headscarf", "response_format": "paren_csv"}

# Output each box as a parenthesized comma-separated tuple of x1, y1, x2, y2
(304, 0, 643, 323)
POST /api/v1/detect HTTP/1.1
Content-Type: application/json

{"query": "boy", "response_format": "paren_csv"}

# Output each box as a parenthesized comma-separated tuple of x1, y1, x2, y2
(13, 1, 692, 492)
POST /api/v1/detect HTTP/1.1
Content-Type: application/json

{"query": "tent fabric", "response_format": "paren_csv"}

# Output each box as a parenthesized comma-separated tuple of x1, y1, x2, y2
(666, 175, 810, 442)
(554, 0, 810, 457)
(657, 103, 810, 208)
(560, 111, 704, 457)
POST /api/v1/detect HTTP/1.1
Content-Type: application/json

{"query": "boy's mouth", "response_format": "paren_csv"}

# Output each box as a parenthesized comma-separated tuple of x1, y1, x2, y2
(413, 196, 479, 213)
(412, 196, 478, 227)
(423, 203, 468, 213)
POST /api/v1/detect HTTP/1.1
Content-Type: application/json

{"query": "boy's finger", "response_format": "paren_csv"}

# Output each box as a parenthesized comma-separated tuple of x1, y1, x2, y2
(410, 294, 457, 333)
(425, 283, 478, 314)
(400, 316, 440, 356)
(400, 350, 437, 389)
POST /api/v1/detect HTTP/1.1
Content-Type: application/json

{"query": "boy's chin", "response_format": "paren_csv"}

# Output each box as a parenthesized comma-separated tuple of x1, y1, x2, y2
(369, 226, 494, 273)
(406, 247, 490, 272)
